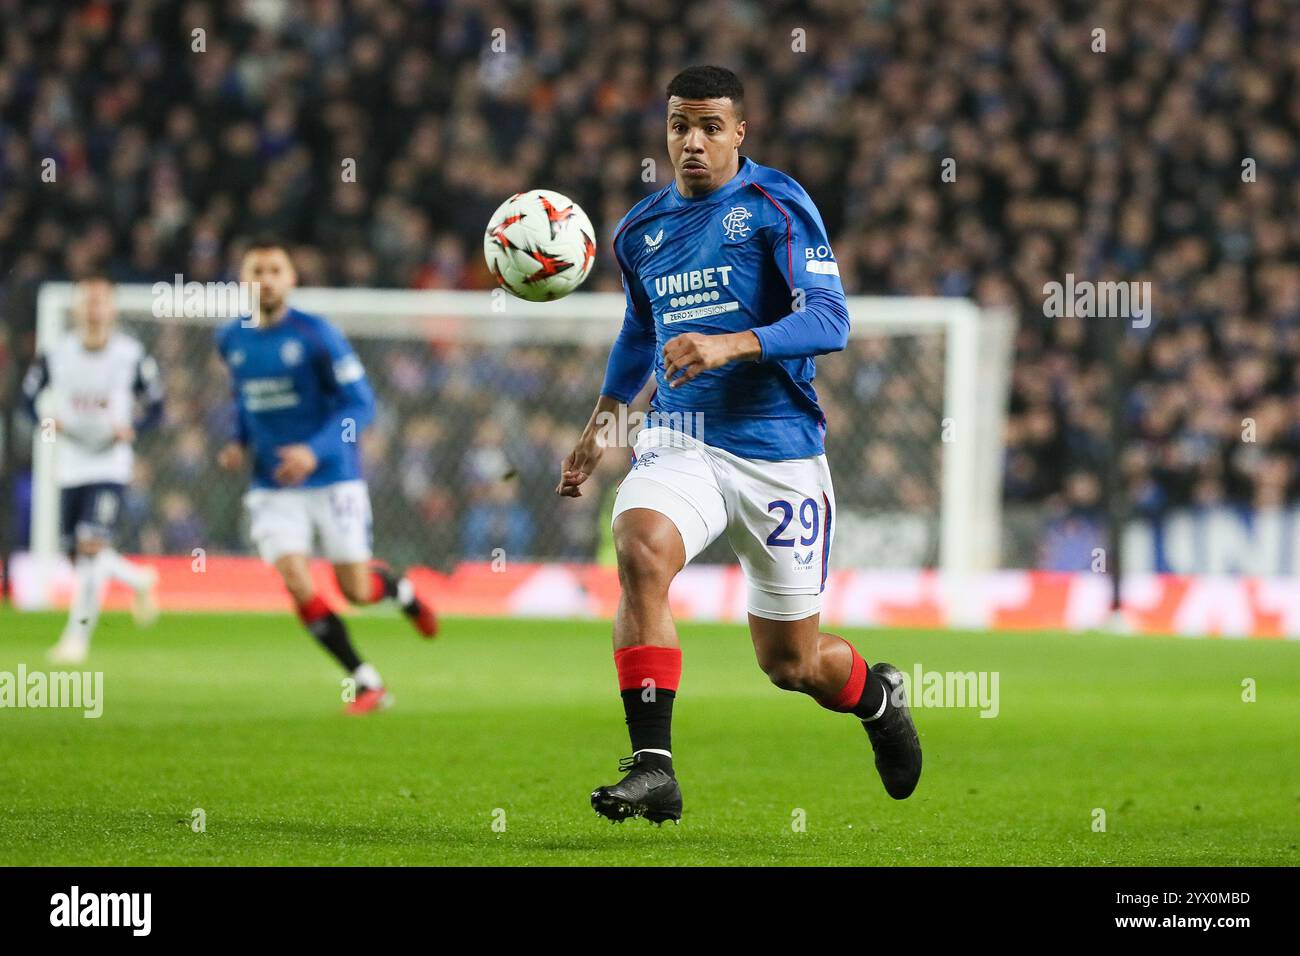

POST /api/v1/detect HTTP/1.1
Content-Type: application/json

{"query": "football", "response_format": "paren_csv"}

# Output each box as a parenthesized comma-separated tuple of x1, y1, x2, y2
(483, 189, 596, 301)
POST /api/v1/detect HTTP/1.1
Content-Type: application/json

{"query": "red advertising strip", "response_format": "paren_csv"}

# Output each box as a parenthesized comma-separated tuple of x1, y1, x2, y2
(7, 553, 1299, 638)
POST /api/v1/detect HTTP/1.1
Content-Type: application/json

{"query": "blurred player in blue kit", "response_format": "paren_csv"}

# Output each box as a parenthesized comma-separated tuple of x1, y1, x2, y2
(216, 239, 438, 714)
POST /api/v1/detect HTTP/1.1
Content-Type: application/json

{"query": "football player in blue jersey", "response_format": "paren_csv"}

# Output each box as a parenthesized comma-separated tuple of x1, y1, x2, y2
(558, 67, 921, 821)
(216, 238, 438, 714)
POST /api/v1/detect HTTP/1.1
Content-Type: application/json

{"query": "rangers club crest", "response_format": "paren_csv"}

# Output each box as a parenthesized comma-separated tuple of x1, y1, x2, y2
(721, 205, 753, 240)
(280, 339, 304, 366)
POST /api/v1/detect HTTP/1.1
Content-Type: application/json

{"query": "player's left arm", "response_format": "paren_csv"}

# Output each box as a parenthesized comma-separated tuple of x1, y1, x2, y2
(20, 354, 49, 422)
(747, 186, 850, 362)
(281, 324, 375, 484)
(128, 352, 165, 439)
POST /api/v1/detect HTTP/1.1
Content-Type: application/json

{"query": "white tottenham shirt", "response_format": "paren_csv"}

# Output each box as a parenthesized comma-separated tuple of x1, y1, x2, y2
(26, 333, 161, 488)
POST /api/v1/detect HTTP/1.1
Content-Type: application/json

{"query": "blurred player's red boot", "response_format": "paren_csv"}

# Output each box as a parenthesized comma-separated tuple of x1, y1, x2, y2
(407, 598, 438, 639)
(369, 564, 438, 639)
(397, 576, 439, 639)
(345, 686, 391, 715)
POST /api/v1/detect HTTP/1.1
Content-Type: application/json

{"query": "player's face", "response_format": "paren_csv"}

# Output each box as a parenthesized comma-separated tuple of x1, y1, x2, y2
(75, 280, 116, 347)
(241, 247, 297, 316)
(667, 96, 746, 195)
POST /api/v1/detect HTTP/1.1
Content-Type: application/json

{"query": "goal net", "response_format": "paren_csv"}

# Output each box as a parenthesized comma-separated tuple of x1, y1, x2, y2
(29, 284, 1015, 577)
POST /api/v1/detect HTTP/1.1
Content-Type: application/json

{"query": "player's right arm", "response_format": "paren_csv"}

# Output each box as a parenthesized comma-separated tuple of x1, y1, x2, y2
(20, 354, 49, 423)
(130, 352, 165, 437)
(216, 401, 251, 469)
(214, 325, 248, 471)
(557, 256, 655, 498)
(20, 352, 73, 438)
(558, 393, 622, 497)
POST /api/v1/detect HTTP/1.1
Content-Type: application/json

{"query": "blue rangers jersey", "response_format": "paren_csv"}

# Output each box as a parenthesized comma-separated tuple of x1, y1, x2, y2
(216, 308, 375, 489)
(601, 156, 850, 460)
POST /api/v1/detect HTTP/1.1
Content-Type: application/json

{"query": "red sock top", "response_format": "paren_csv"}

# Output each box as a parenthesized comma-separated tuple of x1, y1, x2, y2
(367, 571, 387, 605)
(614, 645, 682, 694)
(821, 638, 868, 712)
(296, 593, 332, 625)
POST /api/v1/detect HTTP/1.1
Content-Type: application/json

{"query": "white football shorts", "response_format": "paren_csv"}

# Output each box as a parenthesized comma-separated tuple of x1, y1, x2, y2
(244, 479, 374, 565)
(611, 426, 836, 621)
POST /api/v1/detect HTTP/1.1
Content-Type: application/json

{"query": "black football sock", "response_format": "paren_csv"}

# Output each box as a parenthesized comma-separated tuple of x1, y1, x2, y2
(614, 645, 682, 773)
(621, 688, 675, 773)
(312, 614, 364, 672)
(818, 639, 891, 722)
(298, 597, 364, 673)
(854, 671, 892, 722)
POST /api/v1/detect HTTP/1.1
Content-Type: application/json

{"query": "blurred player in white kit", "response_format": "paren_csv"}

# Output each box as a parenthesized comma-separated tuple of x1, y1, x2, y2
(22, 276, 164, 663)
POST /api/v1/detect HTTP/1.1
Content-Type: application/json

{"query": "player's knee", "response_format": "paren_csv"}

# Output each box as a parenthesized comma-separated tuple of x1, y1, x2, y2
(762, 655, 819, 694)
(615, 533, 677, 595)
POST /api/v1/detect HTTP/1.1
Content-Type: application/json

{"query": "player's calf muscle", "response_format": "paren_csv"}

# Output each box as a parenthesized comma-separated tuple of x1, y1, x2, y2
(761, 654, 824, 694)
(752, 620, 853, 699)
(332, 562, 371, 604)
(758, 644, 844, 696)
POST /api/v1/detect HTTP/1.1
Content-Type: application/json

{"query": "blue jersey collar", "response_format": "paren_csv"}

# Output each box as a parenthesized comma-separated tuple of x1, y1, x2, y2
(238, 306, 298, 331)
(668, 156, 752, 205)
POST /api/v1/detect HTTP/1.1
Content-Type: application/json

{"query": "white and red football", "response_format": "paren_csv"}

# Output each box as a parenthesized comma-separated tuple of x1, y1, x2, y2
(483, 189, 596, 301)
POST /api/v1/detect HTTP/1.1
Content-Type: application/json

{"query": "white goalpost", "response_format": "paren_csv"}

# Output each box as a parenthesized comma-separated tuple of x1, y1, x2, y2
(31, 283, 1015, 575)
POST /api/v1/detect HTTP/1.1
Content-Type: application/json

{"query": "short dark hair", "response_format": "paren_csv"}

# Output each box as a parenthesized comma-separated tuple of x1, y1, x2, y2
(666, 65, 744, 119)
(243, 234, 290, 256)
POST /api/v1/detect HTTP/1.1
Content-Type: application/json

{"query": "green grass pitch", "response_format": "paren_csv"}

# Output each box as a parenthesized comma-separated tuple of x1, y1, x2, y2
(1, 606, 1297, 866)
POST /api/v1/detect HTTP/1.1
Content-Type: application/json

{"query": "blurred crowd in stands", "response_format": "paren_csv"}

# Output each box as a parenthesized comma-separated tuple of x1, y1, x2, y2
(3, 0, 1299, 569)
